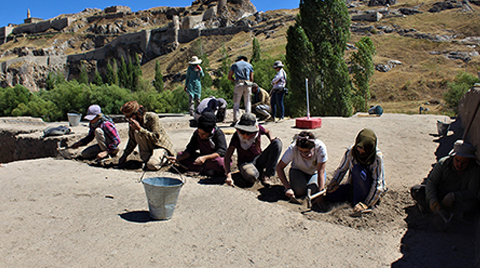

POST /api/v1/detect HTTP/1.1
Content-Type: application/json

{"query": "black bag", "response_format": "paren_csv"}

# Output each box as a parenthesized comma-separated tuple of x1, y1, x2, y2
(284, 87, 289, 95)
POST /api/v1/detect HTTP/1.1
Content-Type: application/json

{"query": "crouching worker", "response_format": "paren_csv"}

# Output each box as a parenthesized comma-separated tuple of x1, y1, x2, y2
(326, 128, 386, 213)
(276, 131, 327, 201)
(411, 140, 480, 221)
(224, 113, 282, 187)
(169, 112, 227, 177)
(70, 104, 120, 161)
(118, 101, 174, 171)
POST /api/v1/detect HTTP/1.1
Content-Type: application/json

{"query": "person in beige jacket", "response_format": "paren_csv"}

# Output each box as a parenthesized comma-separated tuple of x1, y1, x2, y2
(118, 100, 174, 170)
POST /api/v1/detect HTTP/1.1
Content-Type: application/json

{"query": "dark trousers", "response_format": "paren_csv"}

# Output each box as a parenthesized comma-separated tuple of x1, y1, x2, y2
(270, 91, 285, 119)
(239, 139, 282, 183)
(327, 164, 373, 205)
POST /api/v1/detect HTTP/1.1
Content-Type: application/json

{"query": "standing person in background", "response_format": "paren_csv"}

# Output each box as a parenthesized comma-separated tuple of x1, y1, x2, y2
(119, 101, 174, 171)
(228, 55, 254, 126)
(185, 56, 204, 116)
(70, 104, 121, 161)
(270, 60, 287, 122)
(251, 83, 271, 121)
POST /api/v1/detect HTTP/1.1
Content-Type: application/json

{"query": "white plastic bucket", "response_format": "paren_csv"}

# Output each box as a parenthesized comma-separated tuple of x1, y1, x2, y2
(142, 176, 184, 220)
(67, 113, 81, 127)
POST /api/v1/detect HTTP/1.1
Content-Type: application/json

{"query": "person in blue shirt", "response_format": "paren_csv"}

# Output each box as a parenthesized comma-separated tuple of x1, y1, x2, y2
(228, 55, 254, 126)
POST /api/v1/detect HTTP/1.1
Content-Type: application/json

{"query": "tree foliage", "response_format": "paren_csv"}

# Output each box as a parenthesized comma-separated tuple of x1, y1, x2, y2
(350, 36, 376, 112)
(251, 37, 261, 64)
(444, 72, 480, 114)
(286, 0, 353, 117)
(153, 60, 164, 92)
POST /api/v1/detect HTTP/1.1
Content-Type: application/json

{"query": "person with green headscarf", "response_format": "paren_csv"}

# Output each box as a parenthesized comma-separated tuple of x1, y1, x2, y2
(326, 128, 386, 213)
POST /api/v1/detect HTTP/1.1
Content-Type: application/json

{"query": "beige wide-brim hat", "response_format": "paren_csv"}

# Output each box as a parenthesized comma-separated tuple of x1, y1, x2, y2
(449, 139, 477, 158)
(273, 60, 284, 68)
(189, 56, 202, 65)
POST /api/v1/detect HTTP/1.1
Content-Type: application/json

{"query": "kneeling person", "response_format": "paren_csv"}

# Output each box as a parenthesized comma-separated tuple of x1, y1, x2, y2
(224, 113, 282, 187)
(119, 101, 174, 170)
(411, 140, 480, 219)
(276, 131, 327, 200)
(71, 104, 120, 161)
(171, 112, 227, 177)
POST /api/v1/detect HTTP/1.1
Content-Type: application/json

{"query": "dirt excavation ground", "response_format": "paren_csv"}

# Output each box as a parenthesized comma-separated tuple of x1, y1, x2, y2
(0, 112, 478, 267)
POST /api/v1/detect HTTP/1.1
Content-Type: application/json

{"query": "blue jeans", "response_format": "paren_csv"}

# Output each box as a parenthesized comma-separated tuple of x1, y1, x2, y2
(326, 164, 373, 206)
(270, 90, 285, 119)
(289, 168, 326, 197)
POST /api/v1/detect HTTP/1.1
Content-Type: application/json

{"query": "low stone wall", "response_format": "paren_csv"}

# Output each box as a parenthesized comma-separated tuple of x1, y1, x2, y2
(0, 114, 190, 164)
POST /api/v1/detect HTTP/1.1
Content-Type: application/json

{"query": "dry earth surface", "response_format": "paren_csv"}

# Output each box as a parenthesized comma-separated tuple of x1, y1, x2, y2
(0, 112, 477, 267)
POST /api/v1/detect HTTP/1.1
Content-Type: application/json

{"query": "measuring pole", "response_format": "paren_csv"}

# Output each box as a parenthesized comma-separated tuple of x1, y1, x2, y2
(305, 78, 310, 119)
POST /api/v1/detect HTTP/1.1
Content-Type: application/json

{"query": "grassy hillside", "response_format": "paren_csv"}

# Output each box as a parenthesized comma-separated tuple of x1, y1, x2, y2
(1, 2, 480, 115)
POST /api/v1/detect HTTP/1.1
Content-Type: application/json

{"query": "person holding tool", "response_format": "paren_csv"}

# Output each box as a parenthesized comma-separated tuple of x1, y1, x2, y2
(411, 140, 480, 223)
(276, 131, 327, 203)
(326, 128, 386, 214)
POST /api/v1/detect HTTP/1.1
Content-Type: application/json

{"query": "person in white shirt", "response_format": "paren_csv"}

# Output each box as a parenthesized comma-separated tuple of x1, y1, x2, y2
(270, 60, 287, 122)
(276, 131, 328, 200)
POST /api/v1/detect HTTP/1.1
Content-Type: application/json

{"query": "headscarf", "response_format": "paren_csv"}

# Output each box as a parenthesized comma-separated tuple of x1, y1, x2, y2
(352, 128, 377, 166)
(121, 101, 140, 117)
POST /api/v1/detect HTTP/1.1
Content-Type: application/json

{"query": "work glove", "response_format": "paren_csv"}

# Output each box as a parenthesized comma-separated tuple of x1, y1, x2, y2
(430, 201, 441, 214)
(442, 192, 455, 208)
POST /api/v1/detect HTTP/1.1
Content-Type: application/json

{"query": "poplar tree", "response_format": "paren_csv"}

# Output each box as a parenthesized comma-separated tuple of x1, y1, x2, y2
(93, 70, 103, 86)
(251, 37, 261, 63)
(153, 60, 164, 92)
(350, 36, 376, 112)
(118, 57, 128, 89)
(286, 0, 353, 116)
(104, 60, 118, 86)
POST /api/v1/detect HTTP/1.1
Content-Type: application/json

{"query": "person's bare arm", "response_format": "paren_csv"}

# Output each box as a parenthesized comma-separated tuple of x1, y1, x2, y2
(228, 70, 235, 82)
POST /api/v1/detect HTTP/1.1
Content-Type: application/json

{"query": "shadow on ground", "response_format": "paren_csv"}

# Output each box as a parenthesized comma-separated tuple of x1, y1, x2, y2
(393, 117, 477, 267)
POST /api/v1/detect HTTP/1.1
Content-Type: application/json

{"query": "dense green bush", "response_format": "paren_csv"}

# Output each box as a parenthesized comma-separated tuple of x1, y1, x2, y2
(444, 72, 479, 114)
(0, 84, 31, 116)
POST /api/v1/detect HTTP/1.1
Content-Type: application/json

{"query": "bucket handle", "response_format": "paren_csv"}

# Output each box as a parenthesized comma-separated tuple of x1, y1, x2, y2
(137, 158, 185, 185)
(68, 110, 81, 114)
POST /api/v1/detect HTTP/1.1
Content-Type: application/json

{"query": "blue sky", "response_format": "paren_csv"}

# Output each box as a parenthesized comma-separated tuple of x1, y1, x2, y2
(0, 0, 299, 27)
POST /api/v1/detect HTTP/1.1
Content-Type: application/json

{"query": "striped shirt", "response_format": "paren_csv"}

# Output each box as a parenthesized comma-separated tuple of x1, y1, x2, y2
(331, 146, 386, 207)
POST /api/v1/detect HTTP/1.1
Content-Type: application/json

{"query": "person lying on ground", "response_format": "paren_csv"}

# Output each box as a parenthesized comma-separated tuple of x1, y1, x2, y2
(325, 128, 386, 213)
(118, 100, 174, 171)
(168, 112, 227, 177)
(70, 104, 120, 161)
(276, 131, 327, 202)
(411, 139, 480, 221)
(224, 113, 282, 187)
